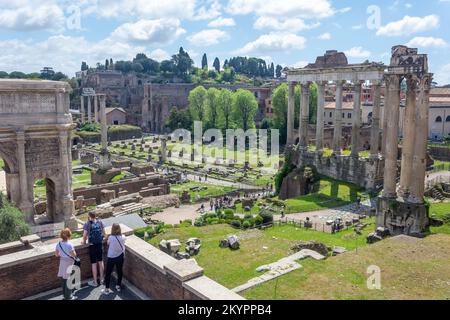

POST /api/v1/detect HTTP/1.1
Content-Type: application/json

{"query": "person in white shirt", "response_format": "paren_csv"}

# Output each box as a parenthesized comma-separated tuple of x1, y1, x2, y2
(102, 223, 126, 294)
(55, 228, 78, 300)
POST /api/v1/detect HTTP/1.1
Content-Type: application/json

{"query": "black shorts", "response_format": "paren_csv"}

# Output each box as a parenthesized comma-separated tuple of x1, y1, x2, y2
(89, 243, 103, 264)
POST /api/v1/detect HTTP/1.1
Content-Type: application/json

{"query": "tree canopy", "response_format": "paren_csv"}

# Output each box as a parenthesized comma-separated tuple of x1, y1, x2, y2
(0, 194, 30, 244)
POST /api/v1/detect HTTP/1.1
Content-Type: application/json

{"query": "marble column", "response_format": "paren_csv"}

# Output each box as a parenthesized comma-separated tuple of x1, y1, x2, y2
(381, 84, 389, 155)
(350, 81, 363, 157)
(80, 96, 85, 123)
(333, 81, 344, 155)
(382, 74, 401, 198)
(370, 81, 381, 158)
(409, 74, 432, 203)
(16, 131, 33, 223)
(94, 95, 99, 123)
(398, 76, 417, 199)
(287, 81, 295, 146)
(99, 94, 112, 170)
(87, 95, 92, 123)
(315, 81, 326, 152)
(299, 82, 310, 150)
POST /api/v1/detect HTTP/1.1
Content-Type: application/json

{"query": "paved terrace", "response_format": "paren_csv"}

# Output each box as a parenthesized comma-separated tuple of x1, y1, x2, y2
(0, 224, 243, 300)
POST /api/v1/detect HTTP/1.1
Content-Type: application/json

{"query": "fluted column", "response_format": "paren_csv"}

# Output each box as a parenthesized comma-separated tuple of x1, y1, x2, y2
(370, 81, 381, 158)
(381, 84, 389, 155)
(382, 74, 401, 198)
(409, 74, 432, 203)
(333, 81, 344, 155)
(80, 96, 85, 123)
(94, 95, 99, 123)
(287, 81, 295, 146)
(100, 95, 107, 150)
(398, 75, 418, 199)
(299, 82, 310, 150)
(315, 81, 326, 152)
(87, 95, 92, 122)
(350, 81, 363, 157)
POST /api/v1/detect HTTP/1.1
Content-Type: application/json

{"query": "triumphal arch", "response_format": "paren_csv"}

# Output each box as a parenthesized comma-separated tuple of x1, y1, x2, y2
(0, 79, 76, 227)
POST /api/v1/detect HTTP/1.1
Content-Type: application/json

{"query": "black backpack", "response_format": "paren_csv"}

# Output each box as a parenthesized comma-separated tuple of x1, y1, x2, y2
(88, 220, 103, 245)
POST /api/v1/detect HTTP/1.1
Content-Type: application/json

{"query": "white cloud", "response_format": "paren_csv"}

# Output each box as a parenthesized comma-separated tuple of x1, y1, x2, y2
(192, 0, 222, 21)
(84, 0, 196, 20)
(254, 16, 320, 32)
(235, 32, 306, 55)
(344, 47, 371, 59)
(208, 17, 235, 27)
(187, 29, 229, 47)
(226, 0, 334, 19)
(110, 19, 186, 45)
(434, 63, 450, 85)
(0, 35, 145, 76)
(149, 49, 170, 61)
(0, 0, 65, 31)
(406, 36, 447, 48)
(318, 32, 331, 40)
(376, 15, 440, 37)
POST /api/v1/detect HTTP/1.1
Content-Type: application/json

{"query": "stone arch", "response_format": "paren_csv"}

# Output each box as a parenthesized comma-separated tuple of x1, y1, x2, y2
(0, 79, 76, 229)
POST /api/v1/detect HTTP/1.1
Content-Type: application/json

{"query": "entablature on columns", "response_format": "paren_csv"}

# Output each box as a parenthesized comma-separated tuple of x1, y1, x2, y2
(286, 64, 386, 83)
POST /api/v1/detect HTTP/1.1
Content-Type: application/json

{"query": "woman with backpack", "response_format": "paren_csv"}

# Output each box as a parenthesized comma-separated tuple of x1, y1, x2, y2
(102, 223, 126, 295)
(55, 228, 78, 300)
(82, 211, 105, 287)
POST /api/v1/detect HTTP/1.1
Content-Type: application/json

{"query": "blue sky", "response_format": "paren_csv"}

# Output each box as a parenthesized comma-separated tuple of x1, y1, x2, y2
(0, 0, 449, 84)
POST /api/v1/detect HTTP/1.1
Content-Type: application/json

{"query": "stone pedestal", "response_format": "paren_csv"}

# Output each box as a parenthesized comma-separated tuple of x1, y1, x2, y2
(375, 197, 429, 237)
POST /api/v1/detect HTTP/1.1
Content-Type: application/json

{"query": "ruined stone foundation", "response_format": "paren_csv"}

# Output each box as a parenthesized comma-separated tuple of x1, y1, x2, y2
(376, 197, 429, 237)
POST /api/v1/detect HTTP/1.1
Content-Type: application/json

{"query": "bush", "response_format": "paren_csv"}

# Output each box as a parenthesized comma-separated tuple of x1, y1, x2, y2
(259, 210, 273, 224)
(134, 228, 146, 239)
(242, 220, 251, 229)
(224, 209, 234, 219)
(230, 220, 242, 228)
(244, 213, 253, 220)
(0, 194, 30, 244)
(108, 125, 142, 141)
(255, 215, 264, 226)
(194, 217, 205, 227)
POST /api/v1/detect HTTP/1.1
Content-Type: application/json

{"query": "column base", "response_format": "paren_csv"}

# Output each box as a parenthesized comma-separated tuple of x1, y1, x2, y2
(376, 196, 429, 237)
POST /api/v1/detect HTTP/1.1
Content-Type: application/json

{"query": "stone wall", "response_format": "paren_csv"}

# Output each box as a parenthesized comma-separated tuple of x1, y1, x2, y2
(0, 230, 242, 300)
(73, 174, 169, 204)
(429, 146, 450, 161)
(292, 149, 384, 191)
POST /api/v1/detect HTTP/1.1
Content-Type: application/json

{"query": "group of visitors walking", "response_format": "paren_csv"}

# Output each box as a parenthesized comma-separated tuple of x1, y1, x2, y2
(55, 211, 126, 300)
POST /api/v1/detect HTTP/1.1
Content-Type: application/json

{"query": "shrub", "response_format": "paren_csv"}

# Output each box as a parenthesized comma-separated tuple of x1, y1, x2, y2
(255, 215, 264, 226)
(259, 210, 274, 224)
(230, 220, 242, 228)
(0, 194, 30, 244)
(194, 217, 205, 227)
(224, 209, 234, 219)
(242, 220, 251, 229)
(244, 213, 253, 220)
(134, 228, 146, 238)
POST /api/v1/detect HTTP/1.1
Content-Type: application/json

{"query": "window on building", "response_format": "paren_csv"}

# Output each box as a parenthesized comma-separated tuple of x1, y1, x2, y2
(348, 113, 352, 119)
(329, 112, 332, 117)
(435, 116, 443, 123)
(446, 115, 450, 122)
(342, 113, 345, 118)
(113, 120, 119, 125)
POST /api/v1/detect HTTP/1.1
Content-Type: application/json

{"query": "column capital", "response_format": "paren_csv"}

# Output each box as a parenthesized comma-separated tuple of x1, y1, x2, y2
(418, 73, 433, 92)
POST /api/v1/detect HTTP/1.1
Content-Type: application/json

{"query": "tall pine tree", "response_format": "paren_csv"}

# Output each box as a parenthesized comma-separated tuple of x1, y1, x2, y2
(213, 57, 220, 72)
(201, 53, 208, 70)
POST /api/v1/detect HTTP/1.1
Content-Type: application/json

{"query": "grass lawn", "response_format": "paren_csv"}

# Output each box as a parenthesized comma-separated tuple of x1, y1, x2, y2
(242, 233, 450, 300)
(277, 177, 365, 213)
(170, 181, 236, 201)
(429, 202, 450, 234)
(148, 221, 375, 291)
(34, 168, 92, 197)
(0, 158, 4, 169)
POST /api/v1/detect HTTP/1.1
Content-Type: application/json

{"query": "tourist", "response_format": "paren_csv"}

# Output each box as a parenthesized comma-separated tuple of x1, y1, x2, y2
(82, 211, 106, 287)
(55, 228, 78, 300)
(103, 223, 126, 295)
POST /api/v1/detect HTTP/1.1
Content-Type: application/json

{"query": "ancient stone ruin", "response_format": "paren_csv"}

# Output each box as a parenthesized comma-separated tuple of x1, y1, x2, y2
(0, 79, 77, 228)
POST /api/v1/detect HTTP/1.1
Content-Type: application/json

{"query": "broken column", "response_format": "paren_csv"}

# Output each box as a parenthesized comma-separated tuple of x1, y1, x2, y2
(315, 81, 326, 152)
(287, 81, 295, 146)
(99, 94, 112, 170)
(299, 82, 310, 150)
(370, 81, 381, 158)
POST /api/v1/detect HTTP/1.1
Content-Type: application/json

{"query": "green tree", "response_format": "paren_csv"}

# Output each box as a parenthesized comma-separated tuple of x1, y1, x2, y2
(232, 89, 258, 131)
(221, 67, 235, 83)
(160, 60, 175, 73)
(9, 71, 27, 79)
(201, 53, 208, 70)
(217, 89, 234, 129)
(81, 62, 89, 71)
(165, 106, 192, 130)
(206, 88, 220, 128)
(271, 83, 300, 144)
(132, 62, 144, 73)
(105, 59, 109, 69)
(188, 86, 207, 123)
(0, 194, 30, 244)
(213, 57, 220, 72)
(275, 65, 283, 78)
(172, 47, 193, 77)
